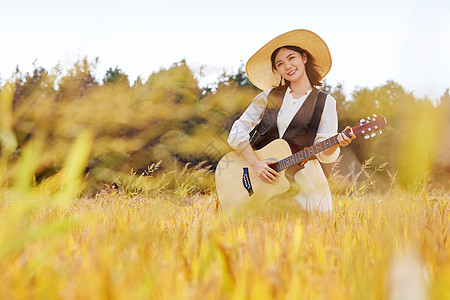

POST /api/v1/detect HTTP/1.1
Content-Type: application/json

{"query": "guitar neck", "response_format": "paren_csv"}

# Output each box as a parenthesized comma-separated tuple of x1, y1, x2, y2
(274, 132, 344, 172)
(269, 114, 386, 172)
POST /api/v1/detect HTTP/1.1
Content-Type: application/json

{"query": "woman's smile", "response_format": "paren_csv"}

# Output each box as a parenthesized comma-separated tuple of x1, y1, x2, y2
(287, 69, 297, 76)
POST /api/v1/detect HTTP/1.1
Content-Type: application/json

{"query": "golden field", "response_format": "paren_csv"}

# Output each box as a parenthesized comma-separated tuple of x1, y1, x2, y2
(0, 156, 448, 299)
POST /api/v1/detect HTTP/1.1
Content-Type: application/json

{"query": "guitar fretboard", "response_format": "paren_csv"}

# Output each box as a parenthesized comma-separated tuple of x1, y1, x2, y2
(273, 134, 342, 172)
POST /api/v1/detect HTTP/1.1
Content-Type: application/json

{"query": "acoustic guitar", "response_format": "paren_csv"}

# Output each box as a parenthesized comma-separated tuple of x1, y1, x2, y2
(215, 114, 387, 211)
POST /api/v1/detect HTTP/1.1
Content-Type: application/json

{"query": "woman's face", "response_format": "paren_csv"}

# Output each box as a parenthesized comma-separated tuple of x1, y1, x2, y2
(273, 48, 307, 82)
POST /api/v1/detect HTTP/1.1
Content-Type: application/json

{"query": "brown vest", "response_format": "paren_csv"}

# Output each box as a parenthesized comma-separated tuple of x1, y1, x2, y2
(249, 85, 324, 151)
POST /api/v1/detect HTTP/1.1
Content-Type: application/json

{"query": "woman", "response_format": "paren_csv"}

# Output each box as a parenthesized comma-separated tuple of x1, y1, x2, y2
(227, 29, 355, 213)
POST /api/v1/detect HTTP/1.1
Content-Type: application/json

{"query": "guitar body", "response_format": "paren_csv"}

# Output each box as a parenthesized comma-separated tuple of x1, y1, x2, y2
(215, 139, 293, 212)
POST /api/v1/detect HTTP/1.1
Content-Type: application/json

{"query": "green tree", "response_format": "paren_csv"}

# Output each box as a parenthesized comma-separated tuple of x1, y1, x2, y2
(103, 66, 129, 86)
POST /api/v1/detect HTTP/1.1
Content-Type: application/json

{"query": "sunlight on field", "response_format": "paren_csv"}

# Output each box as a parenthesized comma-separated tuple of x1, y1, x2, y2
(397, 103, 445, 188)
(0, 61, 449, 299)
(0, 179, 448, 299)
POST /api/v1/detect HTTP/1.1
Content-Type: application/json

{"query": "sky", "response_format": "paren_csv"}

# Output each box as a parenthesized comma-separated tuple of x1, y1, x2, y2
(1, 0, 449, 100)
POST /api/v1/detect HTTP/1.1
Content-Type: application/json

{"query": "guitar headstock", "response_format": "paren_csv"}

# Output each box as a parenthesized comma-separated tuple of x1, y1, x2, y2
(352, 114, 387, 139)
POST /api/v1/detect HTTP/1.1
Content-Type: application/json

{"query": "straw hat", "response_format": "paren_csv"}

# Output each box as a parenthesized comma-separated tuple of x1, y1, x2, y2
(245, 29, 332, 90)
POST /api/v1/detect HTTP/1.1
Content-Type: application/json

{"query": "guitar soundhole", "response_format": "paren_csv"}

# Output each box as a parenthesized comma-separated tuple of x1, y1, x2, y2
(242, 167, 254, 196)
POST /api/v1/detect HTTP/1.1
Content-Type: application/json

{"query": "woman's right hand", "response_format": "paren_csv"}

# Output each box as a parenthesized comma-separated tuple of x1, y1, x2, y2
(235, 141, 279, 184)
(251, 160, 280, 184)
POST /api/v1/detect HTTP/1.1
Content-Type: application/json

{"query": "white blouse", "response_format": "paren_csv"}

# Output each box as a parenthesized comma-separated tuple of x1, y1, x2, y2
(227, 86, 340, 212)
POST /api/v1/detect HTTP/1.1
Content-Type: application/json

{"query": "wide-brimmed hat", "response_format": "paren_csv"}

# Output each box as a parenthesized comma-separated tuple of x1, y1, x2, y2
(245, 29, 332, 90)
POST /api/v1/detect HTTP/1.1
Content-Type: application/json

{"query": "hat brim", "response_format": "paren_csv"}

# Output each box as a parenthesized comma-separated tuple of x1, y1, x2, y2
(245, 29, 332, 90)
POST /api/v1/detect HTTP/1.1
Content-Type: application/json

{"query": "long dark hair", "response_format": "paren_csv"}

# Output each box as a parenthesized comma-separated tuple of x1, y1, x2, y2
(270, 46, 323, 87)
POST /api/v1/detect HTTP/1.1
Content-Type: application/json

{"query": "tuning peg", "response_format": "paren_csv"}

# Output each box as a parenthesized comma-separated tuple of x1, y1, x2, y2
(368, 128, 372, 132)
(374, 126, 378, 130)
(364, 135, 370, 139)
(360, 118, 366, 123)
(379, 130, 383, 135)
(367, 116, 371, 120)
(371, 133, 376, 138)
(373, 114, 377, 117)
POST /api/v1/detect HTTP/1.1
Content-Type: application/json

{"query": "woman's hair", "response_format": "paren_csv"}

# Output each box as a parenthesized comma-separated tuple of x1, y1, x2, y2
(270, 45, 323, 87)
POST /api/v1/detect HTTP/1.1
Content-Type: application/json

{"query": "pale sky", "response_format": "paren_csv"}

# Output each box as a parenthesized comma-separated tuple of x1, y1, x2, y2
(1, 0, 449, 100)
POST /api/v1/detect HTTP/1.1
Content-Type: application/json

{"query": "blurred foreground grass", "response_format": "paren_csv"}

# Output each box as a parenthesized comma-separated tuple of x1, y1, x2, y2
(0, 158, 448, 299)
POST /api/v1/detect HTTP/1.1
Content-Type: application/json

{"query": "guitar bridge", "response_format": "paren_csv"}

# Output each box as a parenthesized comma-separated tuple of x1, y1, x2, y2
(242, 167, 254, 196)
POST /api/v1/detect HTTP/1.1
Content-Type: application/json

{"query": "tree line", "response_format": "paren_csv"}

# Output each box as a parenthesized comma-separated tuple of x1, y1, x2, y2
(1, 58, 449, 192)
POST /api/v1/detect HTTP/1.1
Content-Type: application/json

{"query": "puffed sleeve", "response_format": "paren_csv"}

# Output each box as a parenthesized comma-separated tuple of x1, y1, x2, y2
(314, 94, 340, 163)
(227, 89, 270, 149)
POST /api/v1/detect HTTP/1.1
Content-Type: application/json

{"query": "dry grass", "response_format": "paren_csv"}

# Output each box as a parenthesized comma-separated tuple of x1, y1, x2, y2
(0, 175, 448, 299)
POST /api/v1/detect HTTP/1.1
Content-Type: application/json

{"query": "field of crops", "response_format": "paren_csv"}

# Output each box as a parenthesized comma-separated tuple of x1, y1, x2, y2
(0, 157, 448, 299)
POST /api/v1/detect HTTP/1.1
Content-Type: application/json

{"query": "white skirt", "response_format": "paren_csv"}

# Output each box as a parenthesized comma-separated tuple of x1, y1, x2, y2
(292, 159, 333, 213)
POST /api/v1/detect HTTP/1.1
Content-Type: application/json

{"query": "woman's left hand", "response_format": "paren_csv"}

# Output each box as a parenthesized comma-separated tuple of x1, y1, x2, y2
(338, 126, 356, 147)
